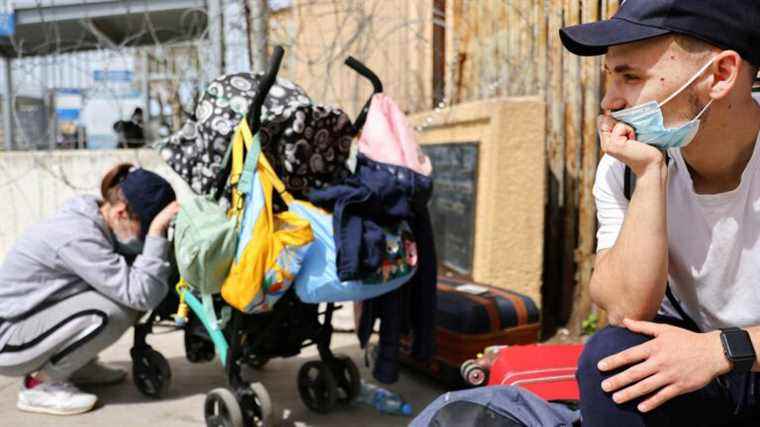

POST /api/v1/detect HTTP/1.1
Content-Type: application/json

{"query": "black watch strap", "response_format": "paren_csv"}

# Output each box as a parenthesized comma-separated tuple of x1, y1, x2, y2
(720, 327, 756, 373)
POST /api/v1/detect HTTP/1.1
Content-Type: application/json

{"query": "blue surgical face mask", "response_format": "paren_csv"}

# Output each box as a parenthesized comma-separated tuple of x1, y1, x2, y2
(611, 58, 715, 149)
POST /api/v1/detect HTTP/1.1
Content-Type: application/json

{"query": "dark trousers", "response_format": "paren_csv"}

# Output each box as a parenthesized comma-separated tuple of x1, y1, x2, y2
(578, 316, 760, 426)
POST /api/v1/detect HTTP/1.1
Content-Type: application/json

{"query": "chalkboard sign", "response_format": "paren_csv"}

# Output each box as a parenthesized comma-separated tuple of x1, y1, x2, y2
(422, 143, 479, 275)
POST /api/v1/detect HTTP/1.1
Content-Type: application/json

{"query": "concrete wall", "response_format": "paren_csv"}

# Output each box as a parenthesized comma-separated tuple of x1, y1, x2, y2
(0, 149, 193, 258)
(413, 97, 546, 305)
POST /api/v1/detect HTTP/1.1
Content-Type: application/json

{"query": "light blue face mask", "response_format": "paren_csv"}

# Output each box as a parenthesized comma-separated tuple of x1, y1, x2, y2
(611, 58, 715, 149)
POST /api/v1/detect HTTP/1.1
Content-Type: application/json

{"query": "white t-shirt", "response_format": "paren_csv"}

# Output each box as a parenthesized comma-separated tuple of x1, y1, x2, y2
(594, 131, 760, 331)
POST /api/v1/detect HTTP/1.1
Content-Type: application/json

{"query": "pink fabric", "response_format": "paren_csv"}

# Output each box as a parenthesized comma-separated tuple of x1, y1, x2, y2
(357, 94, 432, 176)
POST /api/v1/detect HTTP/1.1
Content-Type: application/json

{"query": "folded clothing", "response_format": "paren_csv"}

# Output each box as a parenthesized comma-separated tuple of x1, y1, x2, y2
(307, 154, 432, 282)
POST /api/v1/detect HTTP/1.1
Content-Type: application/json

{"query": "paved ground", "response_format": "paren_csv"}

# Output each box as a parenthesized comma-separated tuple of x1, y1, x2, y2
(0, 322, 447, 427)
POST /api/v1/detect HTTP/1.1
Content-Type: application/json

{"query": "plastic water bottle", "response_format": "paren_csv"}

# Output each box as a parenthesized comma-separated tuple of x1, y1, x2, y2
(356, 381, 413, 416)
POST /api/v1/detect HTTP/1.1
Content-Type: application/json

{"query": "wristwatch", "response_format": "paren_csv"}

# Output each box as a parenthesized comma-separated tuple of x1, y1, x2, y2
(720, 327, 756, 373)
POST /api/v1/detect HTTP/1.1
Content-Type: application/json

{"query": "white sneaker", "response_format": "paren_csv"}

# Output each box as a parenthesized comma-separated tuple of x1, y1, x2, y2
(17, 379, 97, 415)
(70, 358, 127, 386)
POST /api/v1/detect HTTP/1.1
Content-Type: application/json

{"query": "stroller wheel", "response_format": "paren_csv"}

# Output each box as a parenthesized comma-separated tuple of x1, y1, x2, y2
(132, 348, 172, 398)
(205, 388, 244, 427)
(298, 360, 338, 414)
(330, 354, 361, 404)
(239, 382, 273, 427)
(185, 330, 216, 363)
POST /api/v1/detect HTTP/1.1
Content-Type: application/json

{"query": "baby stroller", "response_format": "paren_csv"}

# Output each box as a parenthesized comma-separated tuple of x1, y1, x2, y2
(129, 47, 398, 427)
(128, 250, 359, 426)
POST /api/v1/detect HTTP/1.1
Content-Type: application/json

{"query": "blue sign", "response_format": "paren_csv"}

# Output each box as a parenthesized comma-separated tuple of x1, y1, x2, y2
(93, 70, 133, 82)
(0, 10, 14, 37)
(56, 88, 82, 123)
(57, 88, 82, 96)
(56, 109, 80, 121)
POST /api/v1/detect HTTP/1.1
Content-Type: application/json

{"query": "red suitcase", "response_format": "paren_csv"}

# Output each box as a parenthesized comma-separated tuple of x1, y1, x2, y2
(484, 344, 584, 401)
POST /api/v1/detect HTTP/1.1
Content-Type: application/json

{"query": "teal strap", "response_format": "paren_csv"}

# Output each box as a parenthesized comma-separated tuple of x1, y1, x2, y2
(181, 289, 229, 367)
(202, 293, 221, 331)
(212, 140, 235, 201)
(238, 132, 262, 196)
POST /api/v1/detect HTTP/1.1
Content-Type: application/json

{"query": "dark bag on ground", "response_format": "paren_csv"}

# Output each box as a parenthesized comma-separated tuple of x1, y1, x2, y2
(399, 276, 540, 386)
(411, 385, 581, 427)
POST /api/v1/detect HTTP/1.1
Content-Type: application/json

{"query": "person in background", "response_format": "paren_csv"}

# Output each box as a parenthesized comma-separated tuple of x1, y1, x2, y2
(114, 107, 146, 148)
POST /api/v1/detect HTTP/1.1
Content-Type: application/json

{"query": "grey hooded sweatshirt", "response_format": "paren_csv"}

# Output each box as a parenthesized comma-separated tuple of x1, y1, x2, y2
(0, 195, 170, 348)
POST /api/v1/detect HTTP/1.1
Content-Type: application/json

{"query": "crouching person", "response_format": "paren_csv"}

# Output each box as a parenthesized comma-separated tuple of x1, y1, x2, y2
(0, 163, 179, 415)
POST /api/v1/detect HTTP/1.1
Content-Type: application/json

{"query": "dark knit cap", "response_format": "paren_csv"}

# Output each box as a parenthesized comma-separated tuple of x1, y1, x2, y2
(120, 168, 176, 237)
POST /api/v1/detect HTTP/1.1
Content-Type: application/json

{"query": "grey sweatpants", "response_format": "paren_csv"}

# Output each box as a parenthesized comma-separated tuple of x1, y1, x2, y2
(0, 291, 139, 382)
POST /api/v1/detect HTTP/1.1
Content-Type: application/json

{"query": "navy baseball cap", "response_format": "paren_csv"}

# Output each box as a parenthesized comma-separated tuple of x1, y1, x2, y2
(560, 0, 760, 66)
(120, 167, 176, 237)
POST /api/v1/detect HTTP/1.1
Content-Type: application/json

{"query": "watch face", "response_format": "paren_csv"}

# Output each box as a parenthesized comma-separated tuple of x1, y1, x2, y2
(725, 330, 756, 360)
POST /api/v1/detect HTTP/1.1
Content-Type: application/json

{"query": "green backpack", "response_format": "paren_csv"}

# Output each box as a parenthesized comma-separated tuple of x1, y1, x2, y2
(173, 135, 253, 294)
(173, 196, 238, 294)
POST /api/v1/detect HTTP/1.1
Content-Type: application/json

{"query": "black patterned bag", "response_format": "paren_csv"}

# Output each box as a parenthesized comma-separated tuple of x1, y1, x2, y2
(259, 104, 355, 201)
(157, 72, 356, 201)
(156, 72, 312, 194)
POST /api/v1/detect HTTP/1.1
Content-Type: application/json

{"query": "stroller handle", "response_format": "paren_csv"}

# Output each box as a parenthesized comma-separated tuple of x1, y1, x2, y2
(345, 56, 383, 94)
(247, 45, 286, 132)
(345, 56, 383, 133)
(214, 46, 286, 201)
